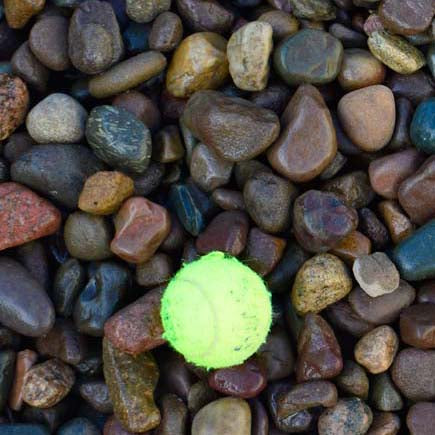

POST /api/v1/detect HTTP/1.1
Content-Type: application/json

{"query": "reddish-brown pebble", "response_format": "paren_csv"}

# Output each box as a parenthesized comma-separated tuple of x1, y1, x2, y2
(378, 200, 413, 244)
(331, 231, 372, 265)
(104, 287, 166, 355)
(111, 197, 171, 263)
(0, 74, 29, 140)
(367, 412, 401, 435)
(400, 303, 435, 349)
(369, 149, 425, 199)
(407, 402, 435, 435)
(208, 359, 267, 399)
(0, 182, 61, 251)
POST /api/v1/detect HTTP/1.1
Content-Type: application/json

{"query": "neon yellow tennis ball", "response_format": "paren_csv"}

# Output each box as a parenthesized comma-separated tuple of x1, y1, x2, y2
(160, 251, 272, 369)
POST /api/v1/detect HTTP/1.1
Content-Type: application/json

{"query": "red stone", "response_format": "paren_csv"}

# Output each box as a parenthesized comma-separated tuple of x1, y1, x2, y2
(111, 197, 171, 263)
(0, 182, 61, 251)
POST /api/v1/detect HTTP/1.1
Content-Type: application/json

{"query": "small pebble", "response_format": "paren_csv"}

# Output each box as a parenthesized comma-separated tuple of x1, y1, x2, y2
(400, 303, 435, 349)
(368, 412, 401, 435)
(149, 12, 183, 52)
(136, 253, 172, 287)
(126, 0, 171, 23)
(331, 231, 372, 265)
(378, 200, 413, 244)
(407, 402, 435, 435)
(258, 10, 299, 41)
(335, 360, 369, 399)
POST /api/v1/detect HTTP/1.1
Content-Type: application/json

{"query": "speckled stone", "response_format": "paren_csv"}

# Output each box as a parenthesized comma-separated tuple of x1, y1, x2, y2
(290, 0, 335, 20)
(4, 0, 45, 29)
(149, 12, 183, 52)
(410, 98, 435, 155)
(126, 0, 171, 23)
(274, 29, 343, 85)
(26, 93, 87, 144)
(166, 33, 228, 98)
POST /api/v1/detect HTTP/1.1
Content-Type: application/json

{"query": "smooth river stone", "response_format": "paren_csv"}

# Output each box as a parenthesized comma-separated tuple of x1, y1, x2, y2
(274, 29, 343, 85)
(330, 230, 372, 265)
(293, 190, 358, 253)
(103, 338, 161, 433)
(290, 0, 335, 20)
(296, 313, 343, 382)
(407, 402, 435, 435)
(349, 280, 415, 325)
(391, 348, 435, 401)
(400, 303, 435, 349)
(0, 257, 54, 337)
(368, 412, 401, 435)
(267, 84, 337, 182)
(338, 85, 396, 152)
(182, 90, 280, 162)
(335, 360, 369, 399)
(410, 98, 435, 155)
(378, 199, 413, 245)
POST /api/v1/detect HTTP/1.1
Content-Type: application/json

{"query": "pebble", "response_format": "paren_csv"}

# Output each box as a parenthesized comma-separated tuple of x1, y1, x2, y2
(418, 281, 435, 304)
(64, 212, 112, 261)
(235, 160, 271, 189)
(292, 253, 352, 314)
(11, 144, 104, 209)
(0, 350, 15, 412)
(196, 210, 249, 256)
(57, 418, 100, 435)
(400, 303, 435, 349)
(3, 133, 33, 163)
(290, 0, 335, 21)
(187, 380, 217, 414)
(86, 105, 151, 174)
(335, 360, 369, 399)
(368, 31, 426, 75)
(378, 0, 435, 36)
(337, 49, 386, 91)
(338, 85, 396, 152)
(0, 182, 60, 251)
(277, 380, 337, 418)
(331, 231, 372, 264)
(371, 373, 403, 412)
(104, 287, 165, 354)
(0, 424, 50, 435)
(353, 252, 400, 297)
(258, 10, 299, 41)
(89, 51, 167, 99)
(243, 171, 296, 233)
(111, 197, 171, 263)
(318, 398, 373, 435)
(0, 74, 28, 141)
(156, 393, 188, 435)
(389, 97, 413, 150)
(74, 261, 130, 337)
(349, 280, 415, 325)
(136, 253, 172, 287)
(296, 313, 343, 382)
(190, 143, 233, 192)
(126, 0, 170, 23)
(407, 402, 435, 435)
(103, 338, 161, 432)
(387, 70, 435, 106)
(166, 33, 228, 98)
(391, 348, 435, 400)
(208, 359, 266, 399)
(29, 16, 70, 71)
(267, 84, 337, 182)
(410, 98, 435, 155)
(192, 397, 251, 435)
(23, 359, 75, 408)
(293, 190, 358, 253)
(11, 42, 49, 92)
(79, 171, 134, 216)
(79, 380, 113, 414)
(9, 349, 37, 411)
(68, 0, 124, 74)
(378, 200, 413, 244)
(211, 188, 244, 211)
(154, 125, 184, 163)
(369, 149, 424, 199)
(274, 29, 343, 85)
(227, 21, 273, 91)
(0, 258, 54, 337)
(149, 12, 183, 52)
(329, 23, 367, 48)
(368, 412, 401, 435)
(4, 0, 45, 29)
(26, 93, 87, 144)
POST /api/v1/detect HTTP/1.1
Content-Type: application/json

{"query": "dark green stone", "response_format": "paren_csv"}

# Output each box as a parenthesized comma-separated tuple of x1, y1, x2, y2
(11, 144, 105, 209)
(57, 418, 100, 435)
(274, 29, 343, 85)
(86, 105, 151, 174)
(0, 425, 50, 435)
(410, 97, 435, 154)
(0, 350, 15, 412)
(393, 219, 435, 281)
(73, 262, 131, 337)
(370, 373, 403, 412)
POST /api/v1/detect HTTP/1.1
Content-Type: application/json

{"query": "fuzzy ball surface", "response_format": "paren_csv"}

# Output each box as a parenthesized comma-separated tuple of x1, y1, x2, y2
(160, 251, 272, 369)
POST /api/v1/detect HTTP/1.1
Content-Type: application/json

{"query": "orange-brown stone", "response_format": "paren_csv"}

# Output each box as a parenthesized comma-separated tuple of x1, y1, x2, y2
(4, 0, 45, 29)
(331, 230, 372, 265)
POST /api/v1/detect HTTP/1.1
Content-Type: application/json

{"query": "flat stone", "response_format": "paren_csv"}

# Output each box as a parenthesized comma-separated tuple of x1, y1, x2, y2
(410, 98, 435, 155)
(104, 287, 166, 355)
(335, 360, 369, 399)
(23, 359, 75, 409)
(296, 313, 343, 382)
(274, 29, 343, 85)
(136, 253, 173, 287)
(407, 402, 435, 435)
(103, 338, 161, 433)
(183, 90, 280, 162)
(4, 0, 45, 29)
(329, 23, 367, 49)
(293, 190, 358, 253)
(166, 33, 228, 98)
(400, 303, 435, 349)
(349, 280, 415, 325)
(126, 0, 170, 23)
(111, 197, 171, 263)
(378, 200, 413, 244)
(267, 84, 337, 182)
(338, 85, 395, 152)
(149, 12, 183, 52)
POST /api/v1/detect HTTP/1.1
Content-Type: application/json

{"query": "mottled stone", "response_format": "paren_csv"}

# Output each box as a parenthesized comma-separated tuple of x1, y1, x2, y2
(23, 359, 75, 408)
(335, 360, 369, 399)
(149, 12, 183, 52)
(410, 98, 435, 155)
(371, 373, 403, 412)
(183, 90, 280, 161)
(378, 200, 413, 244)
(274, 29, 343, 85)
(318, 398, 373, 435)
(103, 338, 160, 432)
(235, 160, 271, 189)
(290, 0, 335, 20)
(400, 303, 435, 349)
(407, 402, 435, 435)
(296, 313, 343, 382)
(9, 349, 37, 411)
(4, 0, 45, 29)
(126, 0, 170, 23)
(293, 190, 358, 253)
(267, 84, 337, 182)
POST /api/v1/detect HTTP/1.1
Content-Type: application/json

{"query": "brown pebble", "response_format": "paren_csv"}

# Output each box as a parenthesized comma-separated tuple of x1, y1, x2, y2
(153, 125, 185, 163)
(149, 12, 183, 52)
(211, 188, 245, 211)
(400, 303, 435, 349)
(136, 254, 172, 287)
(258, 10, 299, 41)
(9, 349, 37, 411)
(367, 412, 401, 435)
(378, 200, 413, 244)
(331, 231, 372, 265)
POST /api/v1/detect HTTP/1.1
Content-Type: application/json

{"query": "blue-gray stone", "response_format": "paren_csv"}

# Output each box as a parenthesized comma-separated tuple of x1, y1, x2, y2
(0, 424, 50, 435)
(410, 98, 435, 154)
(57, 418, 100, 435)
(123, 22, 150, 54)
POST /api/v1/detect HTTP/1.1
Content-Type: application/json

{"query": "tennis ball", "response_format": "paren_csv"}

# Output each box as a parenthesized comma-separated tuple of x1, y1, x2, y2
(160, 251, 272, 369)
